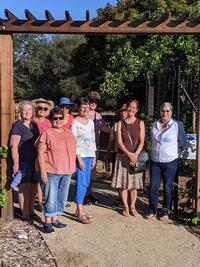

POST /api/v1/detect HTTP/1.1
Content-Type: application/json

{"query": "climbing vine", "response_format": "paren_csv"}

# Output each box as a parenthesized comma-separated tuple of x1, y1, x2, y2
(0, 145, 8, 208)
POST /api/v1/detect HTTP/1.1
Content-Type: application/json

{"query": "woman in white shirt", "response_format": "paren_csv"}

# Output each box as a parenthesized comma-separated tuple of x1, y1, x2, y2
(146, 102, 187, 221)
(71, 97, 96, 224)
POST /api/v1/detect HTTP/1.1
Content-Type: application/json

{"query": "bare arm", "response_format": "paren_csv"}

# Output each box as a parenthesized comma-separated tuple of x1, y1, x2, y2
(135, 120, 145, 156)
(37, 142, 48, 184)
(76, 154, 85, 171)
(117, 121, 136, 162)
(10, 135, 21, 174)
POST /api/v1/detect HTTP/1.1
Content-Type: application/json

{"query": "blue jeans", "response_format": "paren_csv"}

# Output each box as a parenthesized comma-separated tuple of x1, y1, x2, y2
(42, 173, 72, 217)
(75, 157, 93, 204)
(149, 159, 177, 215)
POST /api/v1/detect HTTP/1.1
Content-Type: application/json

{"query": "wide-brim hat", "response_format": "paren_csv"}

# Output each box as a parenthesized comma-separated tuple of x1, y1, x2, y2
(32, 98, 54, 110)
(58, 97, 74, 106)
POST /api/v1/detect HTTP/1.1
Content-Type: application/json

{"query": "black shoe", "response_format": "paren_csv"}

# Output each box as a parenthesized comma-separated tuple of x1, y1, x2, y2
(43, 223, 55, 234)
(52, 220, 68, 228)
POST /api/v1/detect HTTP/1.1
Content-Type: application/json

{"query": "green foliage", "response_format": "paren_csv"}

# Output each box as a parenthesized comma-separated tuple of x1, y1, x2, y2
(0, 145, 8, 159)
(191, 216, 199, 225)
(0, 145, 8, 208)
(0, 188, 7, 208)
(96, 1, 200, 99)
(13, 34, 85, 102)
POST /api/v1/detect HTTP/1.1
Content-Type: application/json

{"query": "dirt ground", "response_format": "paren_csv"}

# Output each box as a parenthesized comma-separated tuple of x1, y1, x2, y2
(1, 163, 200, 267)
(38, 179, 200, 267)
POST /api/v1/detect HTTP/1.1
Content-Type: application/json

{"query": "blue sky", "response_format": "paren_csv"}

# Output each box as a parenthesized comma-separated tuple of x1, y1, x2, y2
(0, 0, 117, 20)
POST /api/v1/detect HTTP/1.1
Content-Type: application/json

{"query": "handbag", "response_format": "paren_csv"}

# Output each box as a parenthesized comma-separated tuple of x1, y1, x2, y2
(122, 120, 148, 172)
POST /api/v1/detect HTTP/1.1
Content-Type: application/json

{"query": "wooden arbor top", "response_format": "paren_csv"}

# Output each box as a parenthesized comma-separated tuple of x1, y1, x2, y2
(1, 9, 200, 35)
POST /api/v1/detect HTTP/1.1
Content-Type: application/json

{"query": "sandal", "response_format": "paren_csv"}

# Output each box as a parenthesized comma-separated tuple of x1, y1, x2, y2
(145, 213, 156, 219)
(159, 215, 169, 221)
(122, 207, 129, 216)
(75, 210, 92, 219)
(78, 215, 92, 224)
(129, 207, 140, 217)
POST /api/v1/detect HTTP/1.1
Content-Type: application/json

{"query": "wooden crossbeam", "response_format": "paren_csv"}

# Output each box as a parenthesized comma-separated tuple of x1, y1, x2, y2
(148, 12, 171, 27)
(1, 10, 200, 34)
(45, 10, 55, 21)
(4, 9, 18, 20)
(86, 10, 90, 21)
(65, 10, 72, 21)
(25, 9, 37, 21)
(129, 11, 150, 27)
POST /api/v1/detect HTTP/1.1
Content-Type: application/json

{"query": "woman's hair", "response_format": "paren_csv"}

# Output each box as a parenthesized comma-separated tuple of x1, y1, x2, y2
(18, 100, 34, 121)
(127, 99, 140, 110)
(49, 107, 63, 120)
(76, 97, 89, 108)
(160, 102, 173, 112)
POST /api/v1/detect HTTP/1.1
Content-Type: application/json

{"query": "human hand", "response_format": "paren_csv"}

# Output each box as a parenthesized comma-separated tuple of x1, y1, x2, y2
(78, 158, 85, 170)
(128, 152, 138, 165)
(91, 157, 96, 169)
(13, 163, 19, 174)
(41, 172, 48, 184)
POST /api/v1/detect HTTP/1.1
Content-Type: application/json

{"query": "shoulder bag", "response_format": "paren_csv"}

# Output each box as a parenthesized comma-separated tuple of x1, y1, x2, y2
(122, 120, 148, 172)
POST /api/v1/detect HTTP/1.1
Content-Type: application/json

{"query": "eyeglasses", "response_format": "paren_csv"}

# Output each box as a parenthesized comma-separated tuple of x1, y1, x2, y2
(161, 110, 170, 113)
(37, 106, 48, 111)
(52, 116, 64, 121)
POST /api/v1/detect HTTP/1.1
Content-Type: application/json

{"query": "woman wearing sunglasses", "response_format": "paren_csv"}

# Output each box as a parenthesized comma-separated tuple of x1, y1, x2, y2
(58, 97, 74, 129)
(33, 98, 54, 133)
(32, 98, 54, 212)
(35, 107, 76, 233)
(146, 102, 187, 221)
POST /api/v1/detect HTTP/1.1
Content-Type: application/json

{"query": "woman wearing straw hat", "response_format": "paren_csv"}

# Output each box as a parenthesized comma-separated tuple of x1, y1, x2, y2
(32, 98, 54, 212)
(32, 98, 54, 134)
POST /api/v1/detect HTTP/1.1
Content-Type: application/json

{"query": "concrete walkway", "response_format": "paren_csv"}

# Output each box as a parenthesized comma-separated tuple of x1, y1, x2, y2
(39, 181, 200, 267)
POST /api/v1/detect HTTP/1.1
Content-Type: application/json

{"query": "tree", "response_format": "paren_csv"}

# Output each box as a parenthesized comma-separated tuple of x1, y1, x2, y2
(13, 34, 85, 102)
(96, 0, 200, 112)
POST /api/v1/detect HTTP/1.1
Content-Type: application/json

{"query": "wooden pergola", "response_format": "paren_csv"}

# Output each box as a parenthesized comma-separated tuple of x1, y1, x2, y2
(1, 9, 200, 219)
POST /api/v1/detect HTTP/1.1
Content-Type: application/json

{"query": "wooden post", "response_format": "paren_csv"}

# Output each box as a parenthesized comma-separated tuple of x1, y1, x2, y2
(0, 34, 14, 219)
(195, 55, 200, 215)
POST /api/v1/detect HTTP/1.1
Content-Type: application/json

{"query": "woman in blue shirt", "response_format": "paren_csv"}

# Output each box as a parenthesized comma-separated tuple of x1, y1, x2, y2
(146, 102, 187, 221)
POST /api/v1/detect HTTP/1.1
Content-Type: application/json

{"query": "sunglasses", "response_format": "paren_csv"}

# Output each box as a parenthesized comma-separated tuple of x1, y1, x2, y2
(37, 106, 48, 111)
(161, 110, 170, 113)
(52, 116, 64, 121)
(60, 104, 70, 109)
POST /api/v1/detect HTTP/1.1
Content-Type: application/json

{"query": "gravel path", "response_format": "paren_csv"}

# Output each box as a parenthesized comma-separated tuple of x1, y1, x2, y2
(40, 182, 200, 267)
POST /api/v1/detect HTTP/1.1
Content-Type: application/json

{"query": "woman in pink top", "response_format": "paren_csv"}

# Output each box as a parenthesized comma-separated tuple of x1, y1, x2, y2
(58, 97, 74, 129)
(35, 107, 77, 234)
(32, 98, 54, 212)
(32, 98, 54, 133)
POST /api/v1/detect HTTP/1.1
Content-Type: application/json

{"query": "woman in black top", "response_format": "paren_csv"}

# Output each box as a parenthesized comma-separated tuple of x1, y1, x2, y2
(10, 101, 40, 221)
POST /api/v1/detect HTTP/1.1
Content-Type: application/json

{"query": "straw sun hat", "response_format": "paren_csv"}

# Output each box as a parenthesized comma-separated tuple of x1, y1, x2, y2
(32, 98, 54, 110)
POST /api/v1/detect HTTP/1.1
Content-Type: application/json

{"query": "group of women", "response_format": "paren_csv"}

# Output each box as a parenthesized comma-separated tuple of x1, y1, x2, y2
(111, 101, 187, 220)
(9, 95, 187, 234)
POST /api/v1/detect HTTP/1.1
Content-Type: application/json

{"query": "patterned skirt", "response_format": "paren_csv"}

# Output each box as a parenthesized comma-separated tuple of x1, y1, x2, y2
(111, 153, 143, 190)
